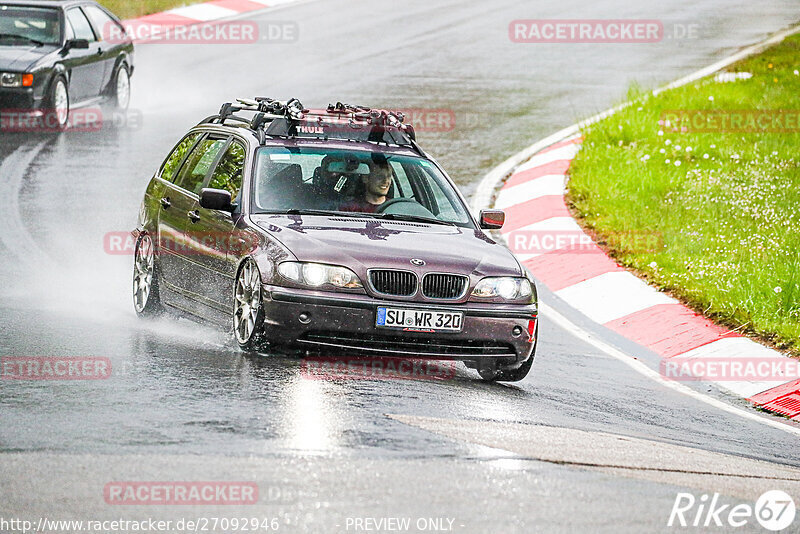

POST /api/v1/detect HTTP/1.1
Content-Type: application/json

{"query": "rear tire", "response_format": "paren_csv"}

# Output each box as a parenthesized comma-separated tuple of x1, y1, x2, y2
(112, 63, 130, 110)
(234, 259, 266, 351)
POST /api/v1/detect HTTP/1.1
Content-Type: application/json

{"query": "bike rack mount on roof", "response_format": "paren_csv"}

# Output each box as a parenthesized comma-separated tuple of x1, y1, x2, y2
(199, 97, 423, 155)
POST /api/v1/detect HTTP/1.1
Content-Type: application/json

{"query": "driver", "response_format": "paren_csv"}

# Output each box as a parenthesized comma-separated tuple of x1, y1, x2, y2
(339, 161, 392, 213)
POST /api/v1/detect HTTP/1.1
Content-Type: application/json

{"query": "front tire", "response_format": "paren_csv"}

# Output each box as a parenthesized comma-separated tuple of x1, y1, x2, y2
(234, 259, 266, 350)
(479, 323, 538, 382)
(133, 233, 162, 317)
(44, 76, 69, 131)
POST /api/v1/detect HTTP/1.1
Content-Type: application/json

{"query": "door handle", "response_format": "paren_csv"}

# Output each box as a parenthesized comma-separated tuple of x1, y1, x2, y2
(187, 210, 201, 222)
(160, 197, 171, 209)
(96, 47, 103, 55)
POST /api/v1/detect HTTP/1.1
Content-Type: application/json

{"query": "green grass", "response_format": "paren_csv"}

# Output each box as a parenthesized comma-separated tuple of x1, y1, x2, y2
(568, 32, 800, 354)
(99, 0, 207, 20)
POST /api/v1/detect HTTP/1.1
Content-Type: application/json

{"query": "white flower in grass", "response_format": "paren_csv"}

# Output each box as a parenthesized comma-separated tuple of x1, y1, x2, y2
(795, 70, 799, 76)
(675, 145, 682, 150)
(674, 160, 682, 166)
(708, 96, 714, 101)
(686, 146, 692, 152)
(703, 153, 709, 159)
(660, 148, 666, 154)
(658, 130, 664, 136)
(665, 159, 671, 164)
(649, 261, 658, 269)
(710, 144, 716, 148)
(641, 155, 651, 162)
(665, 139, 672, 145)
(774, 286, 782, 293)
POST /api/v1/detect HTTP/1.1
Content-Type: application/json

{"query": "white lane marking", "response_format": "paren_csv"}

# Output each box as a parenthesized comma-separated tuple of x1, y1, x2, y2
(514, 143, 581, 174)
(555, 271, 675, 324)
(540, 301, 800, 437)
(494, 174, 566, 210)
(167, 4, 239, 21)
(672, 338, 800, 398)
(0, 142, 52, 268)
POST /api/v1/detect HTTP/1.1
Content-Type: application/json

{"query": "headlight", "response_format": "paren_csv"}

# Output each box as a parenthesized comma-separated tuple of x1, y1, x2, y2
(278, 262, 363, 289)
(471, 277, 532, 300)
(0, 73, 33, 87)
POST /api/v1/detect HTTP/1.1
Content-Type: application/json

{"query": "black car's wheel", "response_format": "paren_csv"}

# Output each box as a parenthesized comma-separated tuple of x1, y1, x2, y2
(112, 63, 130, 110)
(479, 323, 538, 382)
(44, 76, 70, 131)
(133, 233, 162, 317)
(234, 259, 266, 350)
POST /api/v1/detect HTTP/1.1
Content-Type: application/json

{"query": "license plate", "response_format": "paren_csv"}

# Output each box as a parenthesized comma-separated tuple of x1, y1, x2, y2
(376, 307, 464, 332)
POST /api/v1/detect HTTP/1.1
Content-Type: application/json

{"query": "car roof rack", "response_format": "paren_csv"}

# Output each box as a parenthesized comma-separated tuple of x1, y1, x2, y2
(198, 97, 425, 156)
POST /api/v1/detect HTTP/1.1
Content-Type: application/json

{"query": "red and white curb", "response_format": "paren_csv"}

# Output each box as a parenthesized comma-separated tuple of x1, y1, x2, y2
(493, 136, 800, 420)
(472, 24, 800, 422)
(124, 0, 304, 41)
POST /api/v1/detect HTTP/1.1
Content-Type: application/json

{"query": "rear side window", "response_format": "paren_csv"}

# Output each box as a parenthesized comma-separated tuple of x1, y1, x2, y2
(66, 8, 96, 42)
(174, 137, 228, 195)
(160, 133, 200, 182)
(207, 141, 246, 199)
(82, 5, 122, 41)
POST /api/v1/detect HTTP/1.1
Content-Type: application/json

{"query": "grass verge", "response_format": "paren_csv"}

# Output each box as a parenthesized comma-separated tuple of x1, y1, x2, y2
(99, 0, 208, 20)
(567, 31, 800, 354)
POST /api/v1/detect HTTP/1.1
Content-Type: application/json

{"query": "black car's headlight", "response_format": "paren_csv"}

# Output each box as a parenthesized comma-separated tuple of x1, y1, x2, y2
(0, 73, 33, 88)
(471, 277, 532, 301)
(277, 262, 363, 289)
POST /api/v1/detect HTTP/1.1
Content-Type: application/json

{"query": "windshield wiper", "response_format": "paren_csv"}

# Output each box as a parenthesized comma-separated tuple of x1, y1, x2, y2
(371, 213, 456, 226)
(268, 209, 361, 217)
(0, 33, 45, 46)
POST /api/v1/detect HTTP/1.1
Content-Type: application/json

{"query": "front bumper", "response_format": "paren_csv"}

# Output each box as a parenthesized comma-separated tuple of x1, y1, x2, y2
(262, 286, 538, 370)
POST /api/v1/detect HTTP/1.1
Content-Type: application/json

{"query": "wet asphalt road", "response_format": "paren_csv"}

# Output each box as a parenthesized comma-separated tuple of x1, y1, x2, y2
(1, 1, 800, 532)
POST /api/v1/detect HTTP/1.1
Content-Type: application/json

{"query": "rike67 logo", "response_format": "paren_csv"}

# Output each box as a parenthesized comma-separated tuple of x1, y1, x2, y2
(668, 490, 796, 531)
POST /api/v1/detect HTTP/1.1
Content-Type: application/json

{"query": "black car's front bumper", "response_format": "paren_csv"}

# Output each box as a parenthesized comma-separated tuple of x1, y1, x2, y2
(262, 286, 538, 370)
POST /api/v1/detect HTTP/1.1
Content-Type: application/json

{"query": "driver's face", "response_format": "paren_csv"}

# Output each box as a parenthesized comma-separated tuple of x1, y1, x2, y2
(366, 167, 392, 196)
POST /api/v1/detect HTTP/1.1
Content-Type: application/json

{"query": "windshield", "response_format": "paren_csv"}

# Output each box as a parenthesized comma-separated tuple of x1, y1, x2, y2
(0, 6, 61, 46)
(252, 147, 474, 227)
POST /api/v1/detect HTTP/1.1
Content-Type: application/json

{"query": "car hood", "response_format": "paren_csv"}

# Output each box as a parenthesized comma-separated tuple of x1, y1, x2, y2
(0, 45, 55, 70)
(251, 214, 521, 277)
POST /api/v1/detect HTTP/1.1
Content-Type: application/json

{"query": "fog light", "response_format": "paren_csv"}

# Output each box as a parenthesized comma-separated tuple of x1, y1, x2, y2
(298, 312, 311, 324)
(512, 325, 523, 337)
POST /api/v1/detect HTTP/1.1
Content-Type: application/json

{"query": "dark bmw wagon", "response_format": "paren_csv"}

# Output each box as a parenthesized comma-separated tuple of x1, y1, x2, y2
(133, 98, 538, 381)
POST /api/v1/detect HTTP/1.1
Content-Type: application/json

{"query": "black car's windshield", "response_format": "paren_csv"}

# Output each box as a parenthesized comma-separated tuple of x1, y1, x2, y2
(252, 147, 474, 228)
(0, 6, 61, 46)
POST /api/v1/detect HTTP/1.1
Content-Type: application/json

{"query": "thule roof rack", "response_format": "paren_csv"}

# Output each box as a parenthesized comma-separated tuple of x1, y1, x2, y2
(198, 97, 424, 156)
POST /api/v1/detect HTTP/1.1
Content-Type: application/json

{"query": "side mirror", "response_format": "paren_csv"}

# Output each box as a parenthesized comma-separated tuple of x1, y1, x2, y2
(65, 38, 90, 50)
(199, 188, 233, 212)
(479, 209, 505, 230)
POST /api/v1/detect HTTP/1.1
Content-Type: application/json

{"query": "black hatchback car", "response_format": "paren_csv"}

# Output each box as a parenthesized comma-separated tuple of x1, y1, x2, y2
(132, 98, 538, 381)
(0, 0, 133, 129)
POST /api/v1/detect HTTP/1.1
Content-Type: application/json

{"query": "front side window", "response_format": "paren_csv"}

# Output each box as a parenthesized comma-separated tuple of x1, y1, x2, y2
(252, 147, 473, 227)
(174, 137, 227, 195)
(207, 141, 246, 199)
(65, 7, 96, 42)
(0, 6, 61, 45)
